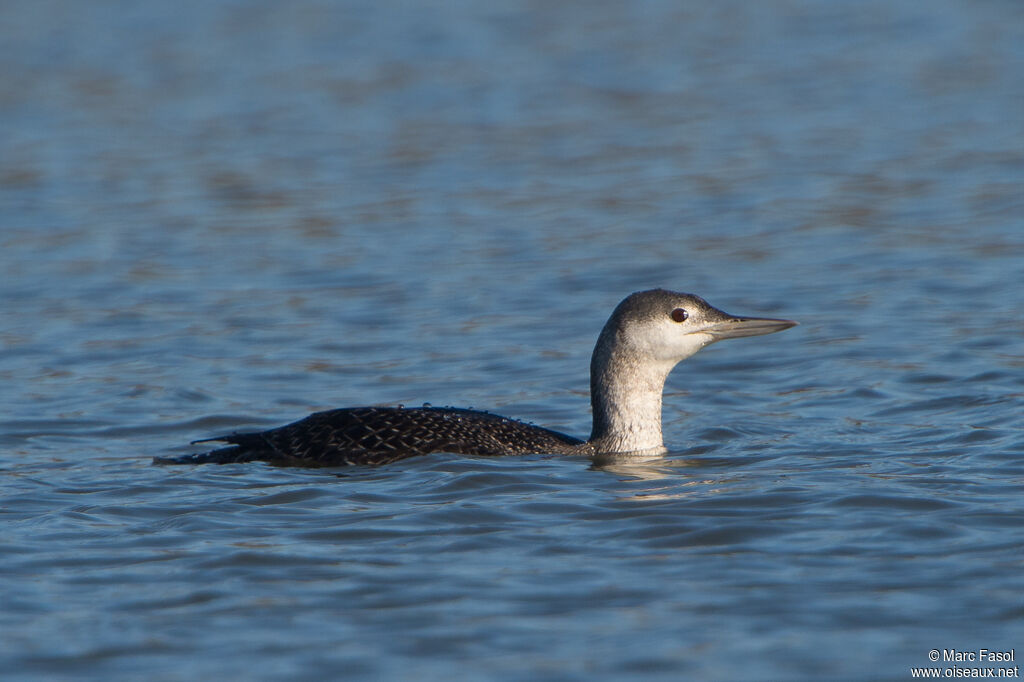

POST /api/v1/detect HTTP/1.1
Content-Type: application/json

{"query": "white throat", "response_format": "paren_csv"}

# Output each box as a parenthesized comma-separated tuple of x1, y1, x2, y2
(587, 324, 706, 455)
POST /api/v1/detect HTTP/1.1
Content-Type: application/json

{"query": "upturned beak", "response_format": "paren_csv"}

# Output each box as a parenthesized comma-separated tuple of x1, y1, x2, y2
(701, 313, 798, 340)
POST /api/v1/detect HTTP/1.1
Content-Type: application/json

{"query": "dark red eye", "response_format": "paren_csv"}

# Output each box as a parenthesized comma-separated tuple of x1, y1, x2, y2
(671, 308, 688, 322)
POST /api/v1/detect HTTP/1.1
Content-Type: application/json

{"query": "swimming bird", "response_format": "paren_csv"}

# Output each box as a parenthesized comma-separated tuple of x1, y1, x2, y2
(157, 289, 796, 467)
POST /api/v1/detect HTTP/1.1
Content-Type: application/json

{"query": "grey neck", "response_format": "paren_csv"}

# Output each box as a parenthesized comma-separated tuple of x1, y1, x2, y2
(587, 328, 674, 456)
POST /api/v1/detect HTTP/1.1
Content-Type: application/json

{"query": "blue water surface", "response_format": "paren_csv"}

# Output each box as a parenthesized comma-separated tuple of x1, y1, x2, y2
(1, 1, 1022, 680)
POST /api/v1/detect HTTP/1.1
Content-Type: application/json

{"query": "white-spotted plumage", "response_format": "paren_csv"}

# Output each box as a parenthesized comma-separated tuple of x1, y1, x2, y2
(157, 289, 796, 467)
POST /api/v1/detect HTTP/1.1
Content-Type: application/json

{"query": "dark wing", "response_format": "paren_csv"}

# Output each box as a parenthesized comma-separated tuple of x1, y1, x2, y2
(156, 406, 586, 467)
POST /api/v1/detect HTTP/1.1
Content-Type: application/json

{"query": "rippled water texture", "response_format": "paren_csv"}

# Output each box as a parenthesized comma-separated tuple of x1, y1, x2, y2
(2, 0, 1022, 680)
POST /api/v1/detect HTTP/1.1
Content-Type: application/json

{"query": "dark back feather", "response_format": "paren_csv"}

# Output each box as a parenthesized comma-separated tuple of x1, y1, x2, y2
(156, 406, 588, 467)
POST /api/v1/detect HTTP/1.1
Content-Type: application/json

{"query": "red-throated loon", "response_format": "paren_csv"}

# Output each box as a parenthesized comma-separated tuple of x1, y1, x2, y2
(156, 289, 796, 467)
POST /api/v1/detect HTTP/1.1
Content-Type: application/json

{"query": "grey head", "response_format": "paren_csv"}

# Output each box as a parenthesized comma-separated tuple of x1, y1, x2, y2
(588, 289, 797, 456)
